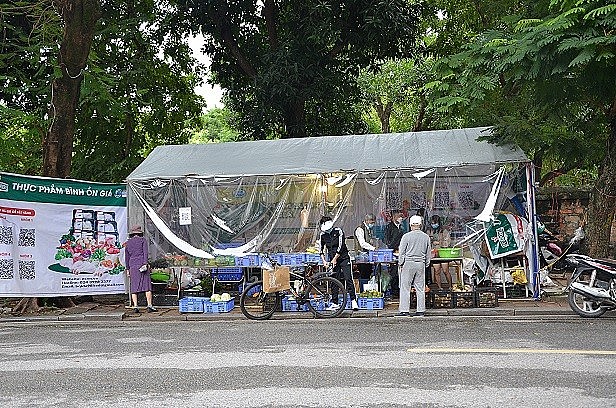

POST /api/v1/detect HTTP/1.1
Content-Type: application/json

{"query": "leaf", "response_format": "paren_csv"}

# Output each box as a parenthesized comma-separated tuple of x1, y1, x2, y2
(583, 4, 616, 20)
(568, 48, 595, 67)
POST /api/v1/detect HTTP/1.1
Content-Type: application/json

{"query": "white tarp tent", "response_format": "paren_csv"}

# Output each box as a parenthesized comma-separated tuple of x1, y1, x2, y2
(126, 127, 540, 297)
(129, 127, 527, 179)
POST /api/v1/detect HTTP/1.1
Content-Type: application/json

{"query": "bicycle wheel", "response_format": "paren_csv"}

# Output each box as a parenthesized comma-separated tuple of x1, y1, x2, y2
(305, 276, 347, 318)
(239, 281, 278, 320)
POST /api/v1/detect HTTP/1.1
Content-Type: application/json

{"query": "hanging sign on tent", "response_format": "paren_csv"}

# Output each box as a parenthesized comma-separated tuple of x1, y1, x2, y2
(178, 207, 192, 225)
(0, 172, 127, 297)
(484, 213, 526, 259)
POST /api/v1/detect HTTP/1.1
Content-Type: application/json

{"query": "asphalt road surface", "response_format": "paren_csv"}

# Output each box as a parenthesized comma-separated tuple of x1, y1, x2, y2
(1, 315, 615, 407)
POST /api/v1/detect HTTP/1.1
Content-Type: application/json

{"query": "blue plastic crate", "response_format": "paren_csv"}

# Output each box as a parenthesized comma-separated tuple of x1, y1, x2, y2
(238, 283, 262, 296)
(210, 267, 244, 281)
(268, 253, 285, 265)
(282, 296, 325, 312)
(217, 242, 243, 249)
(368, 249, 394, 262)
(338, 294, 353, 310)
(204, 298, 235, 313)
(178, 297, 207, 313)
(235, 254, 261, 266)
(358, 297, 384, 310)
(278, 253, 303, 265)
(281, 296, 309, 312)
(304, 253, 323, 264)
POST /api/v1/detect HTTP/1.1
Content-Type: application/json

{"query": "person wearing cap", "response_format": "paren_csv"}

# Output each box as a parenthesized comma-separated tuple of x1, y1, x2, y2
(319, 216, 359, 311)
(124, 225, 157, 313)
(395, 215, 431, 317)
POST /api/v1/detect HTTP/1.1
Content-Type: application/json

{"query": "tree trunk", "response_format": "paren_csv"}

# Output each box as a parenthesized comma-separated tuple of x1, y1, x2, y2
(412, 92, 427, 132)
(375, 98, 392, 134)
(13, 297, 41, 314)
(282, 97, 307, 138)
(587, 105, 616, 258)
(42, 0, 101, 177)
(20, 1, 101, 314)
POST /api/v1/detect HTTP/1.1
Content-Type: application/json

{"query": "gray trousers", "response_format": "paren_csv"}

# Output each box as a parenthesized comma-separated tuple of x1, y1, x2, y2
(399, 261, 426, 313)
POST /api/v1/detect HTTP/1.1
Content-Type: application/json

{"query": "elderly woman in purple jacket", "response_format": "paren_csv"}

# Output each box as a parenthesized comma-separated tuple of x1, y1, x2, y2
(125, 225, 157, 313)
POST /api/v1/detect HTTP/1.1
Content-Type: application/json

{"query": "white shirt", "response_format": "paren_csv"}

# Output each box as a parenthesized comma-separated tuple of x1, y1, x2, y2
(355, 223, 376, 251)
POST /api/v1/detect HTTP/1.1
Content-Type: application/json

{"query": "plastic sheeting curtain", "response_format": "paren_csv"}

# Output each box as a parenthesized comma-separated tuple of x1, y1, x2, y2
(128, 164, 528, 261)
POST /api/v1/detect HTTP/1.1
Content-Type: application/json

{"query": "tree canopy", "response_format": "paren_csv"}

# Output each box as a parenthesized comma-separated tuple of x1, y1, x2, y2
(427, 0, 615, 255)
(0, 0, 205, 182)
(177, 0, 427, 139)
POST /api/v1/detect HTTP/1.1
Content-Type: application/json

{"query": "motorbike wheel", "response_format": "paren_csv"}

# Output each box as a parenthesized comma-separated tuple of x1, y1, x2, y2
(567, 290, 607, 318)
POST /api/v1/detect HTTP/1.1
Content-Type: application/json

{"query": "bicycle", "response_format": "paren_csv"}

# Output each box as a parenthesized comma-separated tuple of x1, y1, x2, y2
(239, 256, 347, 320)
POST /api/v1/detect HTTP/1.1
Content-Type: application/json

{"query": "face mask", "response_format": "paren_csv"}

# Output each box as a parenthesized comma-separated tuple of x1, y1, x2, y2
(396, 218, 403, 224)
(367, 223, 375, 229)
(431, 223, 440, 229)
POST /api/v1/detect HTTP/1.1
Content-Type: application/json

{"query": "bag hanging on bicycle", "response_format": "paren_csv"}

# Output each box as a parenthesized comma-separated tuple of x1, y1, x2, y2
(263, 266, 291, 293)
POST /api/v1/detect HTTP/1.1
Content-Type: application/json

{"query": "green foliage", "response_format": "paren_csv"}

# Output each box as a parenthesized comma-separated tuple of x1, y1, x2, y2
(0, 106, 44, 174)
(427, 0, 614, 186)
(71, 0, 205, 182)
(190, 108, 240, 143)
(1, 0, 205, 182)
(177, 0, 427, 139)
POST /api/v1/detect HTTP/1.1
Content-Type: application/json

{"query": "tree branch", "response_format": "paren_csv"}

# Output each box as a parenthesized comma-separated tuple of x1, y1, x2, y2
(213, 7, 257, 78)
(262, 0, 278, 48)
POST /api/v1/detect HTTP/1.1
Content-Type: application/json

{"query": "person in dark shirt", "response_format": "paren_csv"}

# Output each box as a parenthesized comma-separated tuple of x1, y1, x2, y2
(319, 215, 358, 311)
(384, 211, 405, 297)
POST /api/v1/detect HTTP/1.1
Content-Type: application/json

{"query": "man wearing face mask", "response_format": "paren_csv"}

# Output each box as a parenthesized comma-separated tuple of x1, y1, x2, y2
(354, 213, 378, 280)
(319, 216, 359, 311)
(384, 211, 405, 297)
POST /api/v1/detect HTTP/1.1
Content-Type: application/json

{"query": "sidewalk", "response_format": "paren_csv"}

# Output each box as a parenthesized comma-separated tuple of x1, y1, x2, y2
(0, 293, 580, 323)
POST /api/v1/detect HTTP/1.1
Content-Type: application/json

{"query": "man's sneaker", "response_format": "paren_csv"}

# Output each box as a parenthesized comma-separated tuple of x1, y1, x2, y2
(413, 312, 425, 318)
(392, 312, 410, 317)
(351, 299, 359, 311)
(325, 303, 340, 311)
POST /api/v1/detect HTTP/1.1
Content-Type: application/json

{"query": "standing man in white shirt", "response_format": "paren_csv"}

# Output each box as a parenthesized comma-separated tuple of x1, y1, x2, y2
(354, 213, 377, 280)
(395, 215, 431, 317)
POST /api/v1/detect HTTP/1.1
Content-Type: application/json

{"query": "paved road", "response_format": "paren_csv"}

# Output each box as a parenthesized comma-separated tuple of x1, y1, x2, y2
(1, 316, 615, 407)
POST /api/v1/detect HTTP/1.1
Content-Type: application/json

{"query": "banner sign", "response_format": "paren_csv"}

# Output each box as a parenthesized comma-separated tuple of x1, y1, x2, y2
(0, 172, 128, 297)
(484, 213, 526, 259)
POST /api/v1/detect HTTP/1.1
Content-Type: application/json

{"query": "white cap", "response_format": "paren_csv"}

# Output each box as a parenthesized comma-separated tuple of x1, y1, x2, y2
(320, 220, 334, 232)
(409, 215, 423, 225)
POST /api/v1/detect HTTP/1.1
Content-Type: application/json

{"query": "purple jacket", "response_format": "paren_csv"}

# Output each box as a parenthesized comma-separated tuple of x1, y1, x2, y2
(125, 236, 148, 274)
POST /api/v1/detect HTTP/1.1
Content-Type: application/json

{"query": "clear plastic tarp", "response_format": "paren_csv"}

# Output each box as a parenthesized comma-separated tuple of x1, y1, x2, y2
(127, 164, 529, 260)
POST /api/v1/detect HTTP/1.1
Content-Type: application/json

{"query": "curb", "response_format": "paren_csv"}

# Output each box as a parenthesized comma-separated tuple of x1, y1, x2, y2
(1, 309, 573, 323)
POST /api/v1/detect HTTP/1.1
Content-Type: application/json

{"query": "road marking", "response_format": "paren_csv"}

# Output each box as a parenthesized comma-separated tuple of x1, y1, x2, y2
(407, 347, 616, 355)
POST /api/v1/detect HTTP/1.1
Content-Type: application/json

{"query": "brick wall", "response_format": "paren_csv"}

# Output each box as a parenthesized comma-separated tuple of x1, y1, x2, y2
(536, 187, 616, 249)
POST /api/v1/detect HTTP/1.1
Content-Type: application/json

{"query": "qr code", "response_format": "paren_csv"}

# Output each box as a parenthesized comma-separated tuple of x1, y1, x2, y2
(18, 260, 35, 280)
(0, 259, 14, 279)
(409, 192, 426, 209)
(18, 229, 36, 247)
(0, 226, 13, 245)
(458, 192, 476, 209)
(434, 191, 450, 209)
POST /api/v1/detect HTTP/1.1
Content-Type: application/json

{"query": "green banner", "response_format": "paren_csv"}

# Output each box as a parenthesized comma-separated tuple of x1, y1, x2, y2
(0, 172, 126, 206)
(484, 213, 522, 258)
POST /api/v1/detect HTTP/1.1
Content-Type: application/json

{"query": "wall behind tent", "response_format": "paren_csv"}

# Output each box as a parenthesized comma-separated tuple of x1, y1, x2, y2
(128, 165, 527, 260)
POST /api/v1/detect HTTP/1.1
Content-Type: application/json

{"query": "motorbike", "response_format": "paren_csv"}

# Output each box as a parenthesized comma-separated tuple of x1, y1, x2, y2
(566, 253, 616, 318)
(539, 226, 585, 272)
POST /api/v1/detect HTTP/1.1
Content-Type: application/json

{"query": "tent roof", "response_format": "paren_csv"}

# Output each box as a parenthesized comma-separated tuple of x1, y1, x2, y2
(127, 127, 528, 180)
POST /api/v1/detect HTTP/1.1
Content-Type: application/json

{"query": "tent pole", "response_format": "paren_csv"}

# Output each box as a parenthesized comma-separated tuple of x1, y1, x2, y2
(526, 163, 541, 300)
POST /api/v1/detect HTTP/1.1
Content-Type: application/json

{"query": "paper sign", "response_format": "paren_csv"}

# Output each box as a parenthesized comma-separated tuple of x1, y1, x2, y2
(179, 207, 192, 225)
